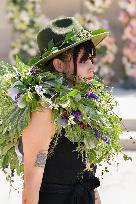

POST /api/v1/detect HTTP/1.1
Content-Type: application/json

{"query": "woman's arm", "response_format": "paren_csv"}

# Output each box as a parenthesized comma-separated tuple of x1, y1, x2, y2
(22, 107, 55, 204)
(95, 189, 101, 204)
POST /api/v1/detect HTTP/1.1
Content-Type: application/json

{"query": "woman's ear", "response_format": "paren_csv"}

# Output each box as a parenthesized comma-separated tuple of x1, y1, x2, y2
(52, 58, 65, 73)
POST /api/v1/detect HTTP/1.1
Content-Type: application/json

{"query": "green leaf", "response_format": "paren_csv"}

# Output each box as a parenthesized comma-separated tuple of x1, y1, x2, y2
(42, 50, 51, 58)
(16, 55, 30, 77)
(48, 39, 54, 51)
(2, 154, 9, 170)
(91, 28, 109, 35)
(68, 89, 78, 97)
(64, 31, 74, 43)
(27, 53, 41, 66)
(123, 154, 132, 161)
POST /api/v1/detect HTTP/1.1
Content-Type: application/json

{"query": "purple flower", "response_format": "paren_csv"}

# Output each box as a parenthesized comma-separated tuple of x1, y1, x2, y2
(72, 110, 82, 122)
(30, 65, 39, 75)
(14, 92, 21, 101)
(85, 90, 98, 99)
(103, 135, 110, 144)
(93, 128, 100, 138)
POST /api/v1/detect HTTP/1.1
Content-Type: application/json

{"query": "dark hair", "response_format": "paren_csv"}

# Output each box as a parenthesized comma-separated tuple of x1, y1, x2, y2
(40, 39, 96, 77)
(72, 40, 96, 76)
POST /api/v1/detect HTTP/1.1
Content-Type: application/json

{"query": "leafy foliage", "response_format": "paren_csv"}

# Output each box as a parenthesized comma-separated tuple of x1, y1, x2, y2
(6, 0, 48, 64)
(0, 54, 131, 183)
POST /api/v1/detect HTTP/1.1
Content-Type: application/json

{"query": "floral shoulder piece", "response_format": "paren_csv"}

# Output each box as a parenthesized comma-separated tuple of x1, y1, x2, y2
(0, 55, 132, 183)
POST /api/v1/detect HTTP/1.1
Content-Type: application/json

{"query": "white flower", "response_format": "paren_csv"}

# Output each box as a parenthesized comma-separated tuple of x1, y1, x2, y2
(50, 103, 59, 110)
(35, 85, 43, 96)
(45, 98, 53, 108)
(60, 99, 70, 108)
(68, 115, 76, 125)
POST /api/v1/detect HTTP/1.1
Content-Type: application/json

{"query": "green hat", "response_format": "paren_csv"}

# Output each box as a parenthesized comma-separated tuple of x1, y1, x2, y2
(35, 16, 109, 66)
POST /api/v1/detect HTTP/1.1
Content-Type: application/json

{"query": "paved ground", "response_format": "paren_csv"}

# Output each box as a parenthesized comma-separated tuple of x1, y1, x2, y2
(113, 88, 136, 121)
(0, 171, 22, 204)
(98, 89, 136, 204)
(97, 151, 136, 204)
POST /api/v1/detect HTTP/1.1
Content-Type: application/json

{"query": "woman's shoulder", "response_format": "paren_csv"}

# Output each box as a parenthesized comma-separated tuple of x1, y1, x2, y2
(31, 105, 53, 121)
(25, 105, 56, 136)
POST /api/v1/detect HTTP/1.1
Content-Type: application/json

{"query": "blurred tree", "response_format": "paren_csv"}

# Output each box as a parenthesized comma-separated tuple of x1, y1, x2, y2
(119, 0, 136, 88)
(84, 0, 112, 13)
(6, 0, 49, 64)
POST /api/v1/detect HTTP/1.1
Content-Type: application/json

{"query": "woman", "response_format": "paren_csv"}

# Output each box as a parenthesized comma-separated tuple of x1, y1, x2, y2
(22, 17, 109, 204)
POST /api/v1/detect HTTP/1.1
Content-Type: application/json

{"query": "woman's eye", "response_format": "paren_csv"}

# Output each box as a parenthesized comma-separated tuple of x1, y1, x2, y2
(80, 60, 86, 63)
(90, 58, 94, 64)
(79, 55, 95, 64)
(88, 56, 95, 64)
(80, 57, 88, 63)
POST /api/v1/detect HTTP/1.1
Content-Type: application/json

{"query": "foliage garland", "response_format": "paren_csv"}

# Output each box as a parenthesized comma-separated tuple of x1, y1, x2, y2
(0, 30, 132, 184)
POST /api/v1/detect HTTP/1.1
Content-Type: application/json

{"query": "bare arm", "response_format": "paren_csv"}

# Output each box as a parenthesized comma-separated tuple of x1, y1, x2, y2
(22, 107, 55, 204)
(95, 189, 101, 204)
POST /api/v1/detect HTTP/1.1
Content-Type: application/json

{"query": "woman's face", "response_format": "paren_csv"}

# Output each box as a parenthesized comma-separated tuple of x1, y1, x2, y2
(64, 47, 96, 84)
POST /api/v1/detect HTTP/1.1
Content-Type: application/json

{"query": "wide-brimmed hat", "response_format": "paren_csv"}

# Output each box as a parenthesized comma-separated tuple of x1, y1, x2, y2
(35, 16, 109, 66)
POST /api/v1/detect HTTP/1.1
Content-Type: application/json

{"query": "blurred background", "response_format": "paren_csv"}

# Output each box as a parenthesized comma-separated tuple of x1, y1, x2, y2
(0, 0, 136, 203)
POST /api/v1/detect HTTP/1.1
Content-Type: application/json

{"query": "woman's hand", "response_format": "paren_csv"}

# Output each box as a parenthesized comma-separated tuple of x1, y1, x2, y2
(95, 189, 101, 204)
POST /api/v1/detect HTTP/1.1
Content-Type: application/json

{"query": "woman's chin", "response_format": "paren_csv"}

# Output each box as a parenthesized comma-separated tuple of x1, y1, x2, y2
(76, 76, 93, 84)
(86, 77, 93, 83)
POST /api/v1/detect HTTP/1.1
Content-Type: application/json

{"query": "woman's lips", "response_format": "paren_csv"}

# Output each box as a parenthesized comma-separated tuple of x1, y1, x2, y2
(87, 76, 93, 80)
(87, 72, 94, 80)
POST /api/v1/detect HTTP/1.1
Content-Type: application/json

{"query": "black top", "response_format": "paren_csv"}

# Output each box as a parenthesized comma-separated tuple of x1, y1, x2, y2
(40, 129, 96, 185)
(39, 129, 100, 204)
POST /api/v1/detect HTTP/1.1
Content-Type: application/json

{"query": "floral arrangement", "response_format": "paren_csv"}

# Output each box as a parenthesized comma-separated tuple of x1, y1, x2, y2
(0, 31, 132, 183)
(75, 13, 117, 84)
(119, 0, 136, 84)
(6, 0, 49, 64)
(84, 0, 112, 13)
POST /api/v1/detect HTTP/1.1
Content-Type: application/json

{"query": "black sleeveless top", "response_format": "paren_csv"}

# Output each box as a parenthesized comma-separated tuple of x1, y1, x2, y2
(39, 129, 100, 204)
(41, 128, 87, 185)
